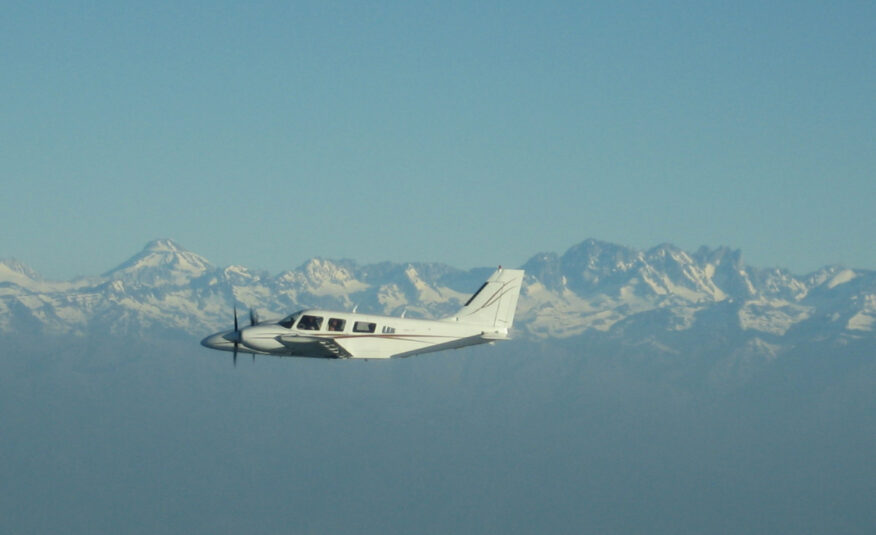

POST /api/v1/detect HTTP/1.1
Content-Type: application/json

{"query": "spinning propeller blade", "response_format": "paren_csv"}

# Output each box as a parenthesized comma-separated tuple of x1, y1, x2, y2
(232, 306, 239, 367)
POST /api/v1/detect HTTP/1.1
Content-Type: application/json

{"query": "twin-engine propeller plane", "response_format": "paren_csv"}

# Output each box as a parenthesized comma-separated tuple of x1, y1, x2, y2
(201, 267, 525, 364)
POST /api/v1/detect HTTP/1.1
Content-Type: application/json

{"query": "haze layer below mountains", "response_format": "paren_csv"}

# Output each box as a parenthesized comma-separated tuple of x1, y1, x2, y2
(2, 239, 874, 534)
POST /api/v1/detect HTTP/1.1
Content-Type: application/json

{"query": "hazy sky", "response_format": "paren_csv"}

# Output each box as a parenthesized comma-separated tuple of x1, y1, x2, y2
(2, 1, 873, 279)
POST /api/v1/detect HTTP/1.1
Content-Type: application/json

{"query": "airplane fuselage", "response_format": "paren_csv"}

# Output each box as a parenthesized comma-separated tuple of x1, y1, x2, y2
(201, 268, 525, 361)
(202, 309, 509, 359)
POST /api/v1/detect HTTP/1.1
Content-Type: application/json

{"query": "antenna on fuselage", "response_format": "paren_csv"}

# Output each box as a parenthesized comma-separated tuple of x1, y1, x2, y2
(352, 304, 359, 313)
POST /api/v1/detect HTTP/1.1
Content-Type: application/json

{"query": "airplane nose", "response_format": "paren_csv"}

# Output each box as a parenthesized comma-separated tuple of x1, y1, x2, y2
(202, 327, 279, 353)
(201, 331, 233, 350)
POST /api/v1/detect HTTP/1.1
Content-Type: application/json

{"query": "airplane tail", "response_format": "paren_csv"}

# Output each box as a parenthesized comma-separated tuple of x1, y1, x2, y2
(446, 267, 525, 330)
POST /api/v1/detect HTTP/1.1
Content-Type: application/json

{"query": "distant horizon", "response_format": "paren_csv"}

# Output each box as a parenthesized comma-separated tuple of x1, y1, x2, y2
(3, 235, 872, 283)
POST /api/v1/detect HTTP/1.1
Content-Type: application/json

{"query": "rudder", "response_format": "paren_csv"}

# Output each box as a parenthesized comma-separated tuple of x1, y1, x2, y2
(447, 268, 525, 329)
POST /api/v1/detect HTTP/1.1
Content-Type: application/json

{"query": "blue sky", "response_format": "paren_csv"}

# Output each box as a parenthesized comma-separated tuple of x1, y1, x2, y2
(2, 1, 873, 279)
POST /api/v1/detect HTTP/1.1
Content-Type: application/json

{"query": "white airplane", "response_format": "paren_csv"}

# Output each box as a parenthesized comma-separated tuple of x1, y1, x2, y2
(201, 267, 525, 363)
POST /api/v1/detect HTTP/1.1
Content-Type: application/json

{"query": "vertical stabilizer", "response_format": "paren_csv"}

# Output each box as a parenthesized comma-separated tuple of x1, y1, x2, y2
(448, 268, 525, 329)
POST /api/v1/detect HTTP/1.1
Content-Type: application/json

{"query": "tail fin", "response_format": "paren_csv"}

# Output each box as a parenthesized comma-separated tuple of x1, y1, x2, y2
(447, 267, 525, 329)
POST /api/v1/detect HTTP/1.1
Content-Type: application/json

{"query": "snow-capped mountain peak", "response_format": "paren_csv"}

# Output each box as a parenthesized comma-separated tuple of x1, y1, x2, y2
(102, 239, 212, 286)
(293, 258, 368, 297)
(0, 258, 42, 287)
(144, 238, 185, 253)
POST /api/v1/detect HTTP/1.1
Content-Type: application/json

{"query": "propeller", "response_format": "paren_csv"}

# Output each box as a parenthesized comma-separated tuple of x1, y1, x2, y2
(230, 306, 259, 367)
(232, 306, 241, 367)
(248, 308, 259, 363)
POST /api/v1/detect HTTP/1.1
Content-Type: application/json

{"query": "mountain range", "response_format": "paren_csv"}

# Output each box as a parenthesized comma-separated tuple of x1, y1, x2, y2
(6, 238, 876, 534)
(2, 238, 874, 372)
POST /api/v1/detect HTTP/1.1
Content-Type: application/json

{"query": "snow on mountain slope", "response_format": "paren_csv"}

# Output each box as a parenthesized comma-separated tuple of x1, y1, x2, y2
(103, 239, 212, 286)
(279, 258, 369, 298)
(0, 258, 42, 287)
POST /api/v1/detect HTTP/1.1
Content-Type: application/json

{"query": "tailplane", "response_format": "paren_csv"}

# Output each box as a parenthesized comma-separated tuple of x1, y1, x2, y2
(447, 267, 525, 329)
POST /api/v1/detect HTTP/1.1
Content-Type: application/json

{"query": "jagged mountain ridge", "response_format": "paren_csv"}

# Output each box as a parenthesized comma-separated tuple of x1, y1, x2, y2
(1, 239, 874, 354)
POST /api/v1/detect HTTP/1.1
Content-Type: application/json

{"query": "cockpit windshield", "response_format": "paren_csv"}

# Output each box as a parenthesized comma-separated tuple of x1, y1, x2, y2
(297, 315, 323, 330)
(278, 310, 304, 329)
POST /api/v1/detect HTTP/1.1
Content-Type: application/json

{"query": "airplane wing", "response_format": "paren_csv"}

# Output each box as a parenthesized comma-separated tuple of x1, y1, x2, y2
(317, 338, 353, 358)
(389, 333, 494, 359)
(277, 333, 354, 358)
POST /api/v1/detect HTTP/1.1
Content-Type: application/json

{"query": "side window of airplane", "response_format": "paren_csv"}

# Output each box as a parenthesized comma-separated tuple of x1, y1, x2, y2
(353, 321, 376, 333)
(382, 326, 395, 334)
(297, 315, 323, 330)
(327, 318, 346, 332)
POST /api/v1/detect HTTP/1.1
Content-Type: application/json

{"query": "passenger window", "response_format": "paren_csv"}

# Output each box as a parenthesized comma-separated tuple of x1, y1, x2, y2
(327, 318, 346, 332)
(297, 315, 323, 330)
(353, 321, 376, 333)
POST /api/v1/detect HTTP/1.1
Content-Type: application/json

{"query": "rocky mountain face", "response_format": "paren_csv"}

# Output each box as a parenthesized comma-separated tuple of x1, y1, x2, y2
(2, 238, 874, 367)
